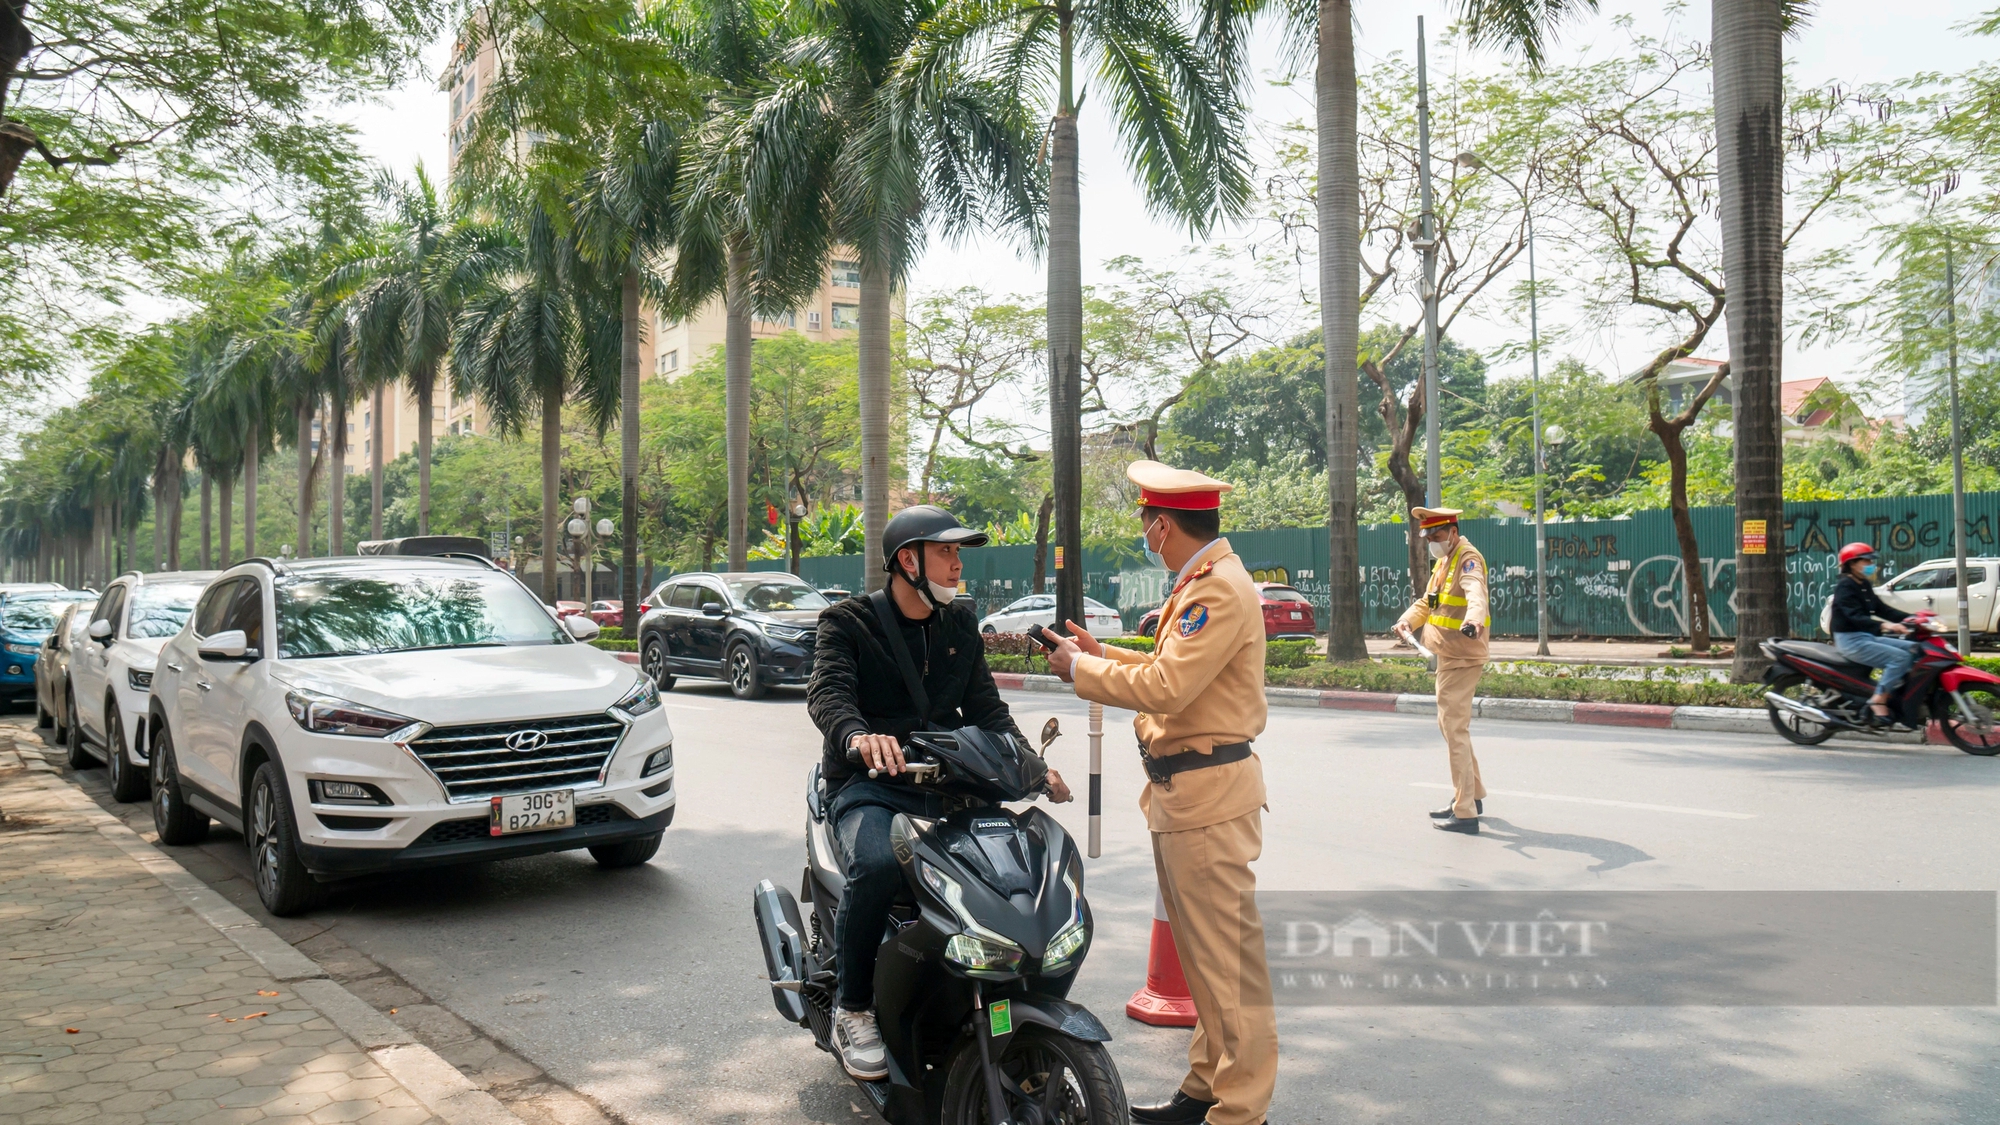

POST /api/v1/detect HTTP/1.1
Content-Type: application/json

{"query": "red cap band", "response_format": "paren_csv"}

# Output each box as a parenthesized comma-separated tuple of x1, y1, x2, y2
(1418, 514, 1457, 530)
(1140, 487, 1223, 511)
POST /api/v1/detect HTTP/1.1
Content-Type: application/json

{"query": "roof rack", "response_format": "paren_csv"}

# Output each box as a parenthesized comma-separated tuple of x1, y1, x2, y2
(432, 551, 500, 571)
(240, 557, 290, 576)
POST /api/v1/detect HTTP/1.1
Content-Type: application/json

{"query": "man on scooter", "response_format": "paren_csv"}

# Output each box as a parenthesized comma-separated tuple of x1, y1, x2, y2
(1830, 542, 1916, 727)
(807, 504, 1072, 1081)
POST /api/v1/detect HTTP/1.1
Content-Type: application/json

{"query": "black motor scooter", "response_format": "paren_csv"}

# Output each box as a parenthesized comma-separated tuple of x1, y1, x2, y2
(753, 720, 1129, 1125)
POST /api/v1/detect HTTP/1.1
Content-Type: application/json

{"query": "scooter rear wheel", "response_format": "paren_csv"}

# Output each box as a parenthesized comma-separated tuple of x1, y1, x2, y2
(1766, 673, 1837, 746)
(1938, 685, 2000, 755)
(942, 1026, 1128, 1125)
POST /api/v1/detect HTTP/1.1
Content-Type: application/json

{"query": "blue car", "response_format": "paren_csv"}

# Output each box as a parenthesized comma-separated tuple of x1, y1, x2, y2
(0, 588, 85, 705)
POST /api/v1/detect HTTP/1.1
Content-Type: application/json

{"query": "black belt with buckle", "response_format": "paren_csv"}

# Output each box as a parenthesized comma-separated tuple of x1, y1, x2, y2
(1140, 740, 1253, 788)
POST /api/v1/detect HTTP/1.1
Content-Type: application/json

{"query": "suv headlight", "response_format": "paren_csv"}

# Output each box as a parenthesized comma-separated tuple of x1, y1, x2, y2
(922, 861, 1024, 977)
(612, 675, 660, 717)
(285, 689, 418, 738)
(765, 623, 810, 642)
(127, 668, 153, 690)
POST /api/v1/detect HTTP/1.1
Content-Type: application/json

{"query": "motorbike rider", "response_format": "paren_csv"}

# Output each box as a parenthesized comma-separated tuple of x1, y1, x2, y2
(1830, 542, 1916, 726)
(806, 504, 1072, 1081)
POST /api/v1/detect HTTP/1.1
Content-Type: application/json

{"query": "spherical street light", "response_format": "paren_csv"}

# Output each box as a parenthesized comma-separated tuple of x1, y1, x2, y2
(1544, 423, 1567, 447)
(572, 496, 590, 515)
(595, 518, 614, 538)
(566, 517, 587, 538)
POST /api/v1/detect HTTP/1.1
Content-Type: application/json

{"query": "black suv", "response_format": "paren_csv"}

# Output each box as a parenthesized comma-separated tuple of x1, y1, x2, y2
(636, 572, 829, 699)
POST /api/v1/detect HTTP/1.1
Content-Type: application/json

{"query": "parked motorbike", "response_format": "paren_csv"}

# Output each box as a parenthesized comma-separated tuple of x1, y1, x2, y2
(753, 719, 1128, 1125)
(1761, 613, 2000, 754)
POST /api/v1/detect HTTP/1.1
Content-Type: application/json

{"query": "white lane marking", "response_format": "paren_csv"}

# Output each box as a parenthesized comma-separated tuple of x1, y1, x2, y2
(660, 702, 713, 712)
(1409, 782, 1755, 820)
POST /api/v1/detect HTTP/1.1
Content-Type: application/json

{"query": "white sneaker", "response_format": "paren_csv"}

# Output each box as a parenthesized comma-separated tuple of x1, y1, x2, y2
(833, 1008, 888, 1080)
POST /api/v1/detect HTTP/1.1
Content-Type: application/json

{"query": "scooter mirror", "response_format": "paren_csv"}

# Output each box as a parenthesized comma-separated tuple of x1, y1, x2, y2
(1040, 717, 1060, 751)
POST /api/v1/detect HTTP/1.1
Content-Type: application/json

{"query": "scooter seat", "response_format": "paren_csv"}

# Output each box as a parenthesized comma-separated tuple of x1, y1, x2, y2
(1769, 639, 1875, 676)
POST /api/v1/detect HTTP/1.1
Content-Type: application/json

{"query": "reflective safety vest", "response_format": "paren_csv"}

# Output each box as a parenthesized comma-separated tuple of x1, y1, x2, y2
(1425, 541, 1472, 631)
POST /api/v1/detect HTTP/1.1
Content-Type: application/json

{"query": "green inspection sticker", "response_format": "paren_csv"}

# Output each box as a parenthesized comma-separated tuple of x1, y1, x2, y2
(988, 1000, 1012, 1037)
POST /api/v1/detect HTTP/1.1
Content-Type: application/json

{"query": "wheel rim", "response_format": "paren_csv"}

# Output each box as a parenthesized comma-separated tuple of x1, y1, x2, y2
(107, 713, 123, 781)
(1769, 679, 1832, 739)
(642, 641, 663, 680)
(152, 745, 171, 826)
(250, 780, 281, 902)
(989, 1041, 1091, 1125)
(1947, 688, 2000, 749)
(730, 650, 753, 693)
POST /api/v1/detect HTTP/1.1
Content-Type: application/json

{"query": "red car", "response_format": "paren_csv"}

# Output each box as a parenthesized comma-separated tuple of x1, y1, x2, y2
(553, 600, 587, 619)
(1138, 582, 1317, 640)
(587, 600, 624, 629)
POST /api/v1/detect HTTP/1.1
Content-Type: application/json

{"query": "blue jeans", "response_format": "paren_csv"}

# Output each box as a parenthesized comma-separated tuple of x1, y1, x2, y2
(834, 804, 902, 1012)
(1833, 632, 1918, 696)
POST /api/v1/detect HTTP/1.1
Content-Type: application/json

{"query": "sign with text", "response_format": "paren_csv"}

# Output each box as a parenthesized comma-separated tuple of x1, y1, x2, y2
(1741, 519, 1768, 554)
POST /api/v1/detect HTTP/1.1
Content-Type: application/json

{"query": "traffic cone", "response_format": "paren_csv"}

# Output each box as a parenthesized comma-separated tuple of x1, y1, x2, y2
(1125, 890, 1199, 1027)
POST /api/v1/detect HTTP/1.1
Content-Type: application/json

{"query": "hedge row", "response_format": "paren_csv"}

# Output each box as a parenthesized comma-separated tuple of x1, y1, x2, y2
(591, 638, 639, 653)
(1263, 663, 1768, 707)
(984, 637, 1317, 674)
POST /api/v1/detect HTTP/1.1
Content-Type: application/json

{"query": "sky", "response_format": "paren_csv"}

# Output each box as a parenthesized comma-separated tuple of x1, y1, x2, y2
(324, 0, 2000, 404)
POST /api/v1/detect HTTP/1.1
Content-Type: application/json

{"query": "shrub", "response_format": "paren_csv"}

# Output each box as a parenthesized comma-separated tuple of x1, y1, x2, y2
(591, 638, 639, 653)
(594, 626, 626, 642)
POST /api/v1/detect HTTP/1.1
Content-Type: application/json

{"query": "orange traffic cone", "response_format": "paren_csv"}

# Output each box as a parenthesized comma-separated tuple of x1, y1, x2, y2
(1125, 890, 1199, 1027)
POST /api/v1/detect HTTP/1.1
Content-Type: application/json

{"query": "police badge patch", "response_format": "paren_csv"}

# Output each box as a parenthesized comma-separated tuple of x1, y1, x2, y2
(1178, 604, 1210, 637)
(1461, 556, 1482, 576)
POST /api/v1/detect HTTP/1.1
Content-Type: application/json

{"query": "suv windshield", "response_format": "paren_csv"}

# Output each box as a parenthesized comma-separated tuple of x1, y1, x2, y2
(2, 596, 79, 637)
(129, 585, 205, 638)
(276, 571, 566, 658)
(725, 577, 830, 612)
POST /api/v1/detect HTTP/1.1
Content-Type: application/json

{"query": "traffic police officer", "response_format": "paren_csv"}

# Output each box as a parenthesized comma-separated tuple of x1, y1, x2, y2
(1394, 506, 1490, 834)
(1046, 460, 1277, 1125)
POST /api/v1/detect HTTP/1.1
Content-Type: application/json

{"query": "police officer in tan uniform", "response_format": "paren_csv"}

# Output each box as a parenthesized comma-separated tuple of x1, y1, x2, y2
(1394, 506, 1490, 834)
(1046, 461, 1277, 1125)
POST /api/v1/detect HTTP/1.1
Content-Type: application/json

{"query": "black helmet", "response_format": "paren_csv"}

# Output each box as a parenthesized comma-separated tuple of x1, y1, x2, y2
(881, 505, 988, 570)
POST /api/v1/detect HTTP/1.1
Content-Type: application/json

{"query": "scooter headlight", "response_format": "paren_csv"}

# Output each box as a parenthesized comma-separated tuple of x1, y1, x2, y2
(1042, 871, 1089, 972)
(922, 861, 1025, 978)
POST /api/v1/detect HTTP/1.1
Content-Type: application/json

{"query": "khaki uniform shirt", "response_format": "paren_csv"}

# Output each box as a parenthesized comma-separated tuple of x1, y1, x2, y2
(1072, 540, 1268, 832)
(1398, 537, 1491, 664)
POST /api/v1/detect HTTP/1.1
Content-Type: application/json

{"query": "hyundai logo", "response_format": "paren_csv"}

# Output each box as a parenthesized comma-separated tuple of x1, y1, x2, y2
(505, 730, 549, 753)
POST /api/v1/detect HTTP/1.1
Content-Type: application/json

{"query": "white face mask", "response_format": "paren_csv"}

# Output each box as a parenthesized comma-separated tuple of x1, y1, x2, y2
(1427, 538, 1452, 559)
(925, 579, 958, 605)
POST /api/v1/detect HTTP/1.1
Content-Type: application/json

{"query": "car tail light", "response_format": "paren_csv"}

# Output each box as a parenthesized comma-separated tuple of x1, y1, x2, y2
(638, 603, 651, 614)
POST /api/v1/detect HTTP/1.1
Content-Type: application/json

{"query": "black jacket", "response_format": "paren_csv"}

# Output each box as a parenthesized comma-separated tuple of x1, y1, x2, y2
(1830, 574, 1908, 636)
(806, 592, 1022, 794)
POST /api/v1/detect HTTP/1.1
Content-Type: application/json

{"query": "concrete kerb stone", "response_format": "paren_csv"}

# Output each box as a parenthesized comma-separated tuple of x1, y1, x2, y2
(1478, 697, 1577, 723)
(18, 743, 529, 1125)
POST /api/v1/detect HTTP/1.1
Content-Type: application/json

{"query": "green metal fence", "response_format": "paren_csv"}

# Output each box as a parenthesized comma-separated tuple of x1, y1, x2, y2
(737, 490, 2000, 639)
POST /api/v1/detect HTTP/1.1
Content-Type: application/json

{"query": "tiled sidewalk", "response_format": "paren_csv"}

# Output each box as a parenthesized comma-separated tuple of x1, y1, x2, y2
(0, 732, 509, 1125)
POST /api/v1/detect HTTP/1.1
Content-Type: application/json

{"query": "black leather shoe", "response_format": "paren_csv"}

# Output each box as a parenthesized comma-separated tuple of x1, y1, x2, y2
(1429, 799, 1482, 818)
(1433, 815, 1480, 834)
(1130, 1091, 1217, 1125)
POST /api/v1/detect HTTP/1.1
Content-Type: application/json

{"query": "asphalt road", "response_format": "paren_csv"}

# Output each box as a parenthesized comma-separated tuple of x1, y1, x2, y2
(44, 686, 2000, 1124)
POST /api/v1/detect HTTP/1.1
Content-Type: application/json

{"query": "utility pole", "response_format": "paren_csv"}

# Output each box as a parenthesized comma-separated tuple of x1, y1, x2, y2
(1946, 242, 1970, 655)
(1415, 18, 1442, 507)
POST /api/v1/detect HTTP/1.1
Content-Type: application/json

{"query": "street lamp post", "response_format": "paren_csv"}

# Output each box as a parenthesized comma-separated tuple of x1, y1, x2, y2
(1414, 18, 1442, 507)
(1545, 424, 1567, 523)
(788, 501, 807, 575)
(1456, 151, 1548, 655)
(566, 497, 615, 606)
(1945, 242, 1970, 655)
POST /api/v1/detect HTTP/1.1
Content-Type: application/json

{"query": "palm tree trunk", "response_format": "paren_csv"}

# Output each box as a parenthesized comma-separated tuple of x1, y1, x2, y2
(1048, 58, 1084, 633)
(152, 469, 164, 570)
(417, 372, 435, 536)
(620, 267, 642, 615)
(541, 381, 563, 604)
(371, 384, 386, 539)
(1715, 0, 1786, 679)
(1320, 0, 1366, 661)
(330, 392, 346, 554)
(166, 465, 182, 571)
(124, 503, 136, 575)
(725, 239, 753, 572)
(219, 472, 234, 568)
(859, 255, 892, 594)
(200, 473, 212, 569)
(243, 421, 258, 558)
(297, 400, 314, 555)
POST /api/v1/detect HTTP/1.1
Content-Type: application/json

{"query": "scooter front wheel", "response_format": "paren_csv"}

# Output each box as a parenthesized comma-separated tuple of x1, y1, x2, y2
(941, 1026, 1128, 1125)
(1938, 685, 2000, 755)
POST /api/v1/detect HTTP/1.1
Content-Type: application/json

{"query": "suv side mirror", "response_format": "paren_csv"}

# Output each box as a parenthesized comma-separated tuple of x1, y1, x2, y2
(197, 630, 250, 661)
(563, 615, 601, 641)
(701, 602, 727, 617)
(87, 619, 112, 642)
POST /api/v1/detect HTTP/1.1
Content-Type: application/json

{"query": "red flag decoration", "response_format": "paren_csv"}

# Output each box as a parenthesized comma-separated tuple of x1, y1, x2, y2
(767, 503, 780, 526)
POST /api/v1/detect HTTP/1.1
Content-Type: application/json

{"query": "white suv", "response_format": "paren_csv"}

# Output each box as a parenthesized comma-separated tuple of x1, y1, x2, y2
(66, 571, 219, 802)
(147, 554, 677, 915)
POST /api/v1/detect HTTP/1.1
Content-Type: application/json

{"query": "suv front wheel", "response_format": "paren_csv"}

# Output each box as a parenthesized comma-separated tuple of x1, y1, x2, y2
(106, 707, 147, 802)
(727, 641, 766, 700)
(248, 762, 322, 916)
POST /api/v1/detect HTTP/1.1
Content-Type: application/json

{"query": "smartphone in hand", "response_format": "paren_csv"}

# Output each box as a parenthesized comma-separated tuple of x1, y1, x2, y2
(1028, 624, 1062, 651)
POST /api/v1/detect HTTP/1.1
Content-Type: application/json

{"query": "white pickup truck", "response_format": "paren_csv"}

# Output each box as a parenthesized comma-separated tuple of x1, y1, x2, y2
(1820, 556, 2000, 639)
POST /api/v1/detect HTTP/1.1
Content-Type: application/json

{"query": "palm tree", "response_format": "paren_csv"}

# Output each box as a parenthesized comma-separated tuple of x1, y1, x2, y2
(914, 0, 1251, 624)
(777, 0, 1044, 589)
(1712, 0, 1791, 677)
(659, 0, 834, 572)
(575, 121, 682, 618)
(454, 193, 621, 603)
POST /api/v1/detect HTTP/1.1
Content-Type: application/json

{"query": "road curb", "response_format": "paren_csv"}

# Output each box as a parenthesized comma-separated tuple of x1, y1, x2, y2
(11, 736, 531, 1125)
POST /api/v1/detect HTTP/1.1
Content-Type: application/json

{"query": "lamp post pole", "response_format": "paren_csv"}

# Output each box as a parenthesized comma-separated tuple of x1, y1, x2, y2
(1414, 17, 1441, 507)
(1946, 242, 1970, 655)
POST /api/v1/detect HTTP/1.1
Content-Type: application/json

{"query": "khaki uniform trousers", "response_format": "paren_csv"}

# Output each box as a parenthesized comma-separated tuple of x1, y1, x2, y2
(1152, 809, 1277, 1125)
(1435, 659, 1486, 817)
